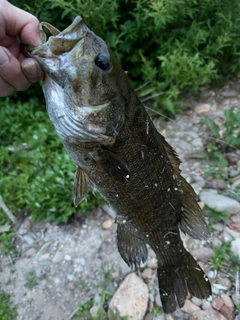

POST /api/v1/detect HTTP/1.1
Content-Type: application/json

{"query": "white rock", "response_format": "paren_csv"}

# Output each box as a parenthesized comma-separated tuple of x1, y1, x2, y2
(182, 299, 201, 313)
(23, 235, 34, 246)
(64, 254, 71, 261)
(194, 103, 211, 114)
(52, 252, 63, 264)
(109, 273, 148, 320)
(231, 238, 240, 258)
(200, 190, 240, 214)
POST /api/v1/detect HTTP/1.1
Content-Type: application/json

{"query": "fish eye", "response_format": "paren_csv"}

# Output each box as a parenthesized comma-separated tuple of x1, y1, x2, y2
(94, 53, 110, 71)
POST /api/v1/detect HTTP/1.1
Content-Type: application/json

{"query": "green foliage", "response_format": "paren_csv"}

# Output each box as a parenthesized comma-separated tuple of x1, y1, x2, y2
(0, 290, 17, 320)
(204, 144, 228, 179)
(204, 206, 229, 232)
(209, 241, 240, 273)
(10, 0, 240, 112)
(25, 271, 38, 289)
(0, 97, 105, 223)
(76, 299, 94, 318)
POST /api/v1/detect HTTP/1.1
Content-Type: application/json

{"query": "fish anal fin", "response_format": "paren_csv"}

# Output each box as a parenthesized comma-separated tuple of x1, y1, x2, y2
(91, 148, 130, 182)
(178, 176, 209, 240)
(73, 166, 90, 207)
(117, 224, 148, 269)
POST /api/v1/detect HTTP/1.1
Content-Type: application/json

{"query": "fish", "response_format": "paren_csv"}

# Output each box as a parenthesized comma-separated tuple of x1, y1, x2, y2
(23, 16, 212, 313)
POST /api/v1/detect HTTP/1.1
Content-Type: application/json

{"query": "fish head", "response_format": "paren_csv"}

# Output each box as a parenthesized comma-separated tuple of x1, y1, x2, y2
(23, 17, 127, 145)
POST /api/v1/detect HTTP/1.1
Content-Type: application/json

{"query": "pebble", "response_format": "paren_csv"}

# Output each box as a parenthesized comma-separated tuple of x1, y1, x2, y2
(220, 294, 234, 309)
(142, 268, 153, 282)
(194, 103, 211, 114)
(232, 294, 240, 306)
(23, 235, 34, 246)
(147, 258, 158, 269)
(231, 238, 240, 258)
(64, 254, 71, 261)
(18, 219, 30, 235)
(190, 309, 227, 320)
(0, 224, 11, 233)
(25, 248, 36, 257)
(211, 297, 224, 310)
(52, 252, 64, 264)
(225, 227, 240, 238)
(102, 219, 113, 229)
(38, 253, 50, 261)
(212, 179, 227, 190)
(200, 190, 240, 214)
(220, 304, 233, 320)
(67, 274, 74, 282)
(191, 247, 214, 261)
(218, 278, 232, 291)
(212, 223, 224, 232)
(221, 90, 238, 98)
(109, 273, 148, 320)
(191, 138, 203, 147)
(90, 305, 100, 317)
(182, 300, 201, 313)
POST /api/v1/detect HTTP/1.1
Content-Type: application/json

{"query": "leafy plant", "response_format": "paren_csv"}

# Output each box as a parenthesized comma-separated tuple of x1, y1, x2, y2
(204, 144, 228, 179)
(0, 290, 17, 320)
(76, 299, 94, 318)
(0, 97, 105, 223)
(25, 271, 39, 289)
(209, 241, 240, 273)
(204, 206, 229, 232)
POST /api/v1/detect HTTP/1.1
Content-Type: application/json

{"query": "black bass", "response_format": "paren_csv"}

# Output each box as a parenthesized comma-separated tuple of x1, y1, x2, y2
(24, 17, 212, 313)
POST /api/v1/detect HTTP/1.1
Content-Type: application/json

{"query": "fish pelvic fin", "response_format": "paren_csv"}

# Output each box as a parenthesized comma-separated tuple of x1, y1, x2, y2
(157, 251, 212, 313)
(117, 224, 148, 269)
(178, 176, 209, 240)
(73, 167, 90, 206)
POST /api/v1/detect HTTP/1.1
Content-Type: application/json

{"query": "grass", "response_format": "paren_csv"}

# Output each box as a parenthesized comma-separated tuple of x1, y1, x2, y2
(0, 290, 17, 320)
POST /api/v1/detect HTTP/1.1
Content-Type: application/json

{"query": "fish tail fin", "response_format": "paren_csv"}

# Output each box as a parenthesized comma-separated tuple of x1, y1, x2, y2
(157, 250, 211, 313)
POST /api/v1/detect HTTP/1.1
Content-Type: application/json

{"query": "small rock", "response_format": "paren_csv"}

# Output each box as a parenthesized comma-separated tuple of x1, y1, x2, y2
(212, 179, 227, 190)
(147, 258, 158, 269)
(191, 297, 203, 307)
(67, 274, 74, 282)
(218, 278, 232, 291)
(102, 204, 116, 219)
(194, 103, 211, 114)
(109, 273, 148, 320)
(64, 254, 71, 261)
(25, 248, 36, 257)
(221, 90, 238, 98)
(232, 294, 240, 306)
(23, 235, 34, 246)
(191, 247, 214, 261)
(190, 309, 227, 320)
(142, 268, 153, 282)
(102, 219, 113, 229)
(154, 292, 162, 308)
(220, 294, 234, 309)
(90, 305, 100, 317)
(182, 300, 201, 313)
(232, 176, 240, 188)
(198, 201, 205, 210)
(207, 270, 215, 279)
(202, 301, 212, 310)
(231, 214, 240, 224)
(52, 252, 63, 264)
(225, 227, 240, 239)
(0, 224, 11, 233)
(220, 304, 233, 320)
(212, 223, 224, 232)
(231, 239, 240, 258)
(18, 219, 30, 235)
(212, 297, 224, 310)
(38, 253, 50, 261)
(192, 138, 203, 147)
(200, 190, 240, 214)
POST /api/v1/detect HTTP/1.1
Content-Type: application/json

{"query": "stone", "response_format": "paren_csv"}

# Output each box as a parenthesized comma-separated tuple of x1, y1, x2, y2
(221, 90, 238, 98)
(200, 190, 240, 214)
(191, 247, 214, 261)
(219, 304, 233, 320)
(212, 297, 224, 310)
(102, 219, 113, 229)
(218, 278, 232, 291)
(147, 258, 158, 269)
(154, 292, 162, 308)
(190, 309, 227, 320)
(90, 305, 100, 317)
(231, 239, 240, 258)
(23, 235, 34, 246)
(220, 294, 234, 309)
(194, 103, 211, 114)
(18, 219, 30, 235)
(25, 248, 36, 257)
(182, 300, 201, 313)
(212, 179, 227, 190)
(191, 297, 203, 307)
(38, 253, 50, 261)
(52, 252, 63, 264)
(142, 268, 153, 282)
(109, 273, 148, 320)
(225, 227, 240, 239)
(212, 223, 224, 232)
(232, 294, 240, 306)
(0, 224, 11, 233)
(64, 254, 71, 261)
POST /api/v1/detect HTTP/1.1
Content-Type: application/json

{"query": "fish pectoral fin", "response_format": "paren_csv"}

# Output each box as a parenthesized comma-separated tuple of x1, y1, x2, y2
(178, 176, 209, 240)
(91, 148, 130, 182)
(117, 224, 148, 269)
(73, 166, 90, 207)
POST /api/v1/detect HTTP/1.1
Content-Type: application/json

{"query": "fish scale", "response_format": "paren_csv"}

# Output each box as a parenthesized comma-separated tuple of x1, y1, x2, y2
(23, 16, 212, 313)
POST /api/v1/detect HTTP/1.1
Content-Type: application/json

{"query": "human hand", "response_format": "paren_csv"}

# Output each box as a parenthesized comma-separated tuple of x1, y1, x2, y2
(0, 0, 44, 97)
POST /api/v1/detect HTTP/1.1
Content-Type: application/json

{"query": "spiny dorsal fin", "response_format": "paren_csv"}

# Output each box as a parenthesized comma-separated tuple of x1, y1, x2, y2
(73, 167, 90, 207)
(156, 131, 181, 174)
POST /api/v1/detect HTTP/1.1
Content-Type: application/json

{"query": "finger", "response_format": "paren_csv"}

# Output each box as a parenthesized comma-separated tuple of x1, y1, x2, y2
(3, 1, 41, 46)
(0, 46, 31, 92)
(22, 58, 44, 83)
(0, 75, 15, 97)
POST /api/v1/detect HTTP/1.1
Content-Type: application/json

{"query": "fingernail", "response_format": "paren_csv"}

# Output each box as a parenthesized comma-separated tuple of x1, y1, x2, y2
(23, 62, 38, 76)
(0, 47, 10, 66)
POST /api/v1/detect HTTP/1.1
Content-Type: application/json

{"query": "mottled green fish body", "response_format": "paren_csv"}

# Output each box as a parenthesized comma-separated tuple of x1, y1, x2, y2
(24, 17, 212, 313)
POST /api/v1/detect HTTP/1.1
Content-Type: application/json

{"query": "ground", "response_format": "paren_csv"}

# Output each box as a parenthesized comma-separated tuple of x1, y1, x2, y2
(0, 80, 240, 320)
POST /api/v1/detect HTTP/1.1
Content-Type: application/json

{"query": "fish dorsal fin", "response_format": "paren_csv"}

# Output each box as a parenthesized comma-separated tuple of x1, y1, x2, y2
(156, 131, 181, 174)
(73, 167, 90, 206)
(91, 148, 130, 182)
